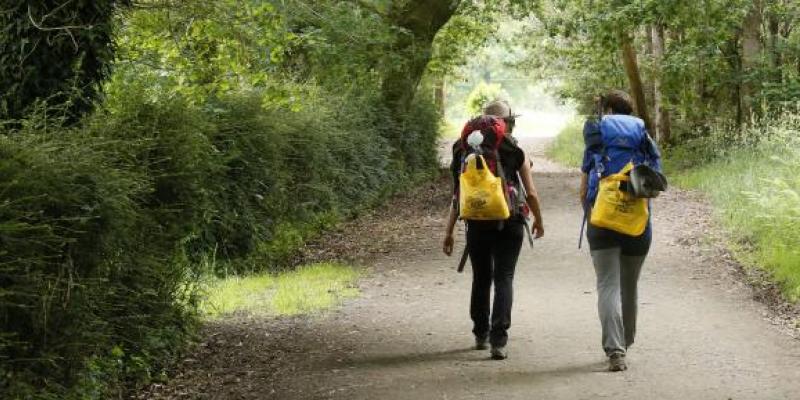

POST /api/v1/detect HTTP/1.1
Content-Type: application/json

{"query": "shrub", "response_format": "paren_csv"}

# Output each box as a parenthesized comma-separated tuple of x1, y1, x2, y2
(0, 116, 195, 397)
(465, 81, 511, 116)
(0, 83, 440, 397)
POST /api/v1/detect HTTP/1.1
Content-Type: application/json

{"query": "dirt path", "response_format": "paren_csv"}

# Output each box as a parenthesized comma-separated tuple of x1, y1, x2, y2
(139, 138, 800, 400)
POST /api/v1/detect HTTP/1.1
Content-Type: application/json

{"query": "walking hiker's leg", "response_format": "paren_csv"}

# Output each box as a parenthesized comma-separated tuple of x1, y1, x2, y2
(489, 223, 524, 347)
(468, 228, 493, 340)
(591, 247, 625, 356)
(620, 254, 646, 348)
(619, 226, 651, 349)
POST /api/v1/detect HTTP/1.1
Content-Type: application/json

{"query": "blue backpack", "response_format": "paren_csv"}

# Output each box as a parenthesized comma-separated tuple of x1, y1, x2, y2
(583, 114, 661, 205)
(578, 114, 662, 247)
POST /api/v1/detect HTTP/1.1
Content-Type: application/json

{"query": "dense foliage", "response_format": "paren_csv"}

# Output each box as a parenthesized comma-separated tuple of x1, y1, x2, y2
(0, 0, 452, 398)
(669, 115, 800, 301)
(0, 0, 129, 122)
(1, 85, 440, 396)
(538, 0, 800, 303)
(520, 0, 800, 143)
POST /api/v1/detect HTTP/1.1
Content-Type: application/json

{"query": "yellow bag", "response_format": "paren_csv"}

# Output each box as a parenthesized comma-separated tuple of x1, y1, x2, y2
(590, 162, 649, 236)
(459, 154, 510, 220)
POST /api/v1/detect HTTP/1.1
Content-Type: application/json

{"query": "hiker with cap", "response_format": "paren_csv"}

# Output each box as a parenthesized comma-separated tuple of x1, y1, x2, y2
(443, 99, 544, 360)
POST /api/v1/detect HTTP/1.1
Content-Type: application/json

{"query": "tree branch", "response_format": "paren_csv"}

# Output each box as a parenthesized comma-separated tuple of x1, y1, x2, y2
(355, 0, 389, 19)
(27, 3, 94, 51)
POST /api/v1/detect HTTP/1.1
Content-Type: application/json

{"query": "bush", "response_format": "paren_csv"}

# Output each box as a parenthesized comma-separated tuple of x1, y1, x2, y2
(0, 83, 440, 398)
(0, 117, 195, 397)
(465, 81, 511, 116)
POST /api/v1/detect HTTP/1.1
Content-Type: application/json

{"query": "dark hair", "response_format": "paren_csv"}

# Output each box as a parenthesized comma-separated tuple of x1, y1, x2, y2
(602, 90, 634, 115)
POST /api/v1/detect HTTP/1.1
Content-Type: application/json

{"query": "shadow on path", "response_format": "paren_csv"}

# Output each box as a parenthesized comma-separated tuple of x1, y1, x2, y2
(348, 347, 475, 368)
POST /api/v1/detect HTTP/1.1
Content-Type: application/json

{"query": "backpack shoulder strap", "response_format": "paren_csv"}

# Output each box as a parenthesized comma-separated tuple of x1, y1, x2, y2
(584, 118, 606, 176)
(452, 138, 464, 154)
(497, 136, 525, 175)
(494, 147, 506, 181)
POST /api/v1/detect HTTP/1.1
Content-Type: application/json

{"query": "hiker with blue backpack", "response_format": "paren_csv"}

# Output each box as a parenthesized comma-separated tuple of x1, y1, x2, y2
(579, 90, 666, 372)
(442, 100, 544, 360)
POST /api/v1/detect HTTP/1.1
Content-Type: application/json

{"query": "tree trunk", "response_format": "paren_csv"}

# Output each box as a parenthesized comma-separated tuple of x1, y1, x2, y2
(645, 26, 656, 134)
(381, 0, 461, 117)
(766, 6, 790, 92)
(620, 33, 654, 132)
(722, 35, 744, 126)
(0, 1, 129, 122)
(433, 78, 446, 117)
(741, 0, 763, 121)
(651, 25, 671, 143)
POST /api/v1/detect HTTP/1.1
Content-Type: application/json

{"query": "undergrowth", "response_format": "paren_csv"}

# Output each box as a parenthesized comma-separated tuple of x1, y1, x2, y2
(0, 83, 439, 399)
(671, 116, 800, 301)
(545, 118, 584, 168)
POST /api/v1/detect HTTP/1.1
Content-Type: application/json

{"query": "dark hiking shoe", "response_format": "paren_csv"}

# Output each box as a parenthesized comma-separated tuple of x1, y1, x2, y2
(490, 346, 507, 360)
(475, 337, 489, 350)
(609, 352, 627, 372)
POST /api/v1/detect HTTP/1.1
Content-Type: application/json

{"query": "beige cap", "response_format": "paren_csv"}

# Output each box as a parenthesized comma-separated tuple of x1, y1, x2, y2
(482, 100, 520, 119)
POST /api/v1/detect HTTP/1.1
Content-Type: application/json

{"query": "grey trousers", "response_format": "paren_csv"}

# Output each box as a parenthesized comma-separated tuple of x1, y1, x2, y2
(590, 247, 646, 356)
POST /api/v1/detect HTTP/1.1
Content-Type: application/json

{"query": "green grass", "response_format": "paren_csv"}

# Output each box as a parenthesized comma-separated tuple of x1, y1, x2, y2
(441, 119, 462, 139)
(199, 262, 362, 318)
(545, 118, 584, 168)
(671, 142, 800, 302)
(272, 264, 361, 315)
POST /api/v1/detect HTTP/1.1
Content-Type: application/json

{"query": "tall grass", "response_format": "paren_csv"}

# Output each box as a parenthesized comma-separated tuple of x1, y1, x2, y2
(545, 118, 584, 168)
(672, 117, 800, 301)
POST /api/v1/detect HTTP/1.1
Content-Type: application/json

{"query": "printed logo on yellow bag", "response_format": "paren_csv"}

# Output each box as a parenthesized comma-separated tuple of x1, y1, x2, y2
(590, 162, 649, 236)
(459, 154, 510, 220)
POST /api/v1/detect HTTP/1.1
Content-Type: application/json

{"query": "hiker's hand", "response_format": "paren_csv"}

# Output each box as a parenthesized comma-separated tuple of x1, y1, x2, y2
(443, 235, 454, 256)
(532, 220, 544, 239)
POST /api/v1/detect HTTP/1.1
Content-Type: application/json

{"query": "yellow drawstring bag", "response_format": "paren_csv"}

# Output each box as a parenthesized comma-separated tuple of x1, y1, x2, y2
(590, 162, 648, 236)
(459, 154, 510, 220)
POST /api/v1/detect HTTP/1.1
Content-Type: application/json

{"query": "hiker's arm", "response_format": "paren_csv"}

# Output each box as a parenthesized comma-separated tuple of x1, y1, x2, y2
(579, 173, 588, 207)
(444, 152, 460, 256)
(519, 154, 544, 238)
(443, 201, 458, 256)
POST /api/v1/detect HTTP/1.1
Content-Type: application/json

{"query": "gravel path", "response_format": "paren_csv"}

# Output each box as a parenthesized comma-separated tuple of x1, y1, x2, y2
(138, 137, 800, 400)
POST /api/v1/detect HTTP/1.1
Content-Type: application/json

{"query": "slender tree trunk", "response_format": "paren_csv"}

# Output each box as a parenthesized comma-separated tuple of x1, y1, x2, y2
(645, 26, 656, 136)
(433, 78, 446, 117)
(620, 33, 654, 132)
(741, 0, 764, 121)
(651, 24, 672, 143)
(768, 17, 785, 113)
(769, 14, 781, 78)
(722, 36, 744, 126)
